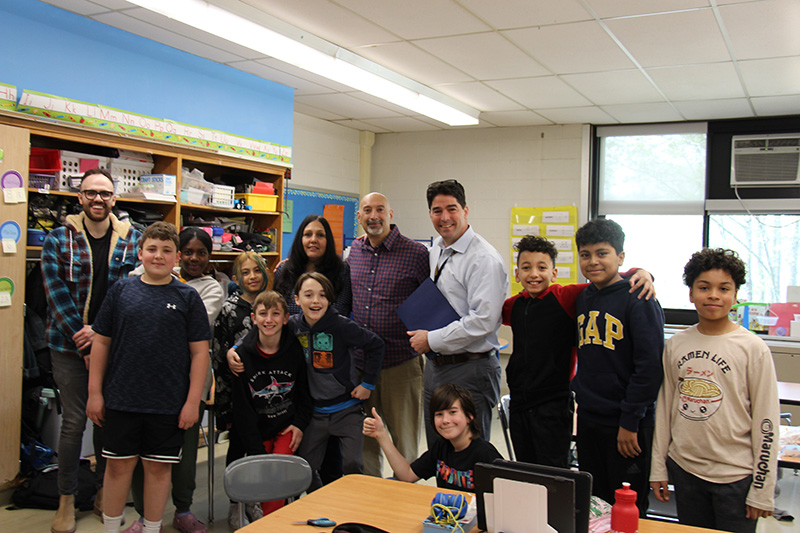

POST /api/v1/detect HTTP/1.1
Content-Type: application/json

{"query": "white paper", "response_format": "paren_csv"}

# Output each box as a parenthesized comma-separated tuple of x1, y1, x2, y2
(0, 291, 10, 307)
(546, 225, 574, 238)
(2, 238, 17, 253)
(553, 239, 572, 251)
(3, 188, 25, 203)
(556, 267, 571, 279)
(543, 211, 570, 223)
(484, 493, 495, 533)
(557, 252, 574, 264)
(493, 478, 555, 533)
(513, 224, 540, 236)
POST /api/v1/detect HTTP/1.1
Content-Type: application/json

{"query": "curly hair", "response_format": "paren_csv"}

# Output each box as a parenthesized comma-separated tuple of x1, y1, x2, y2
(515, 235, 558, 265)
(575, 218, 625, 254)
(683, 248, 747, 289)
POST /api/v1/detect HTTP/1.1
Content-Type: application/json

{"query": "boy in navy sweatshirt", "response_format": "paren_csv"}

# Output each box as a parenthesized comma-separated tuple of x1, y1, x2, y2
(502, 235, 654, 468)
(571, 219, 664, 516)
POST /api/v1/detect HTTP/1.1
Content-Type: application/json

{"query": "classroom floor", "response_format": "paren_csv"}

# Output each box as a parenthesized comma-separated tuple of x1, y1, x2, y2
(2, 353, 799, 532)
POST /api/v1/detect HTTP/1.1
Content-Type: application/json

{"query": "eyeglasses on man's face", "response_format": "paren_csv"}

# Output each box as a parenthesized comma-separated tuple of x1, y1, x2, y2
(80, 189, 114, 200)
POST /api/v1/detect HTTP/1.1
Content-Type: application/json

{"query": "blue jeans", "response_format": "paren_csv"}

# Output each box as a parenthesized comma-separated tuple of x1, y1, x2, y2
(51, 349, 105, 495)
(667, 457, 757, 533)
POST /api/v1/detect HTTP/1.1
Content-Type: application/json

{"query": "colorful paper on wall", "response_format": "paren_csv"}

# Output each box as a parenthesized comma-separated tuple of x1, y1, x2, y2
(0, 83, 16, 110)
(15, 90, 292, 165)
(510, 206, 579, 294)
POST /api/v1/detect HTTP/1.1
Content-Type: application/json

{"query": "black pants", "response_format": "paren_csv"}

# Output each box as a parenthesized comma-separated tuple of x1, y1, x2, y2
(576, 417, 653, 517)
(509, 396, 573, 468)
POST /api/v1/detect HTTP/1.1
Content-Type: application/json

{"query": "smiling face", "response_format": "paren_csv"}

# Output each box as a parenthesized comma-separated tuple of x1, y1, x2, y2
(139, 237, 178, 284)
(179, 236, 210, 280)
(302, 220, 328, 263)
(79, 173, 116, 222)
(295, 277, 330, 326)
(433, 399, 473, 448)
(252, 303, 288, 343)
(236, 258, 266, 296)
(358, 193, 393, 242)
(516, 250, 557, 297)
(689, 268, 737, 326)
(429, 194, 469, 246)
(578, 241, 624, 290)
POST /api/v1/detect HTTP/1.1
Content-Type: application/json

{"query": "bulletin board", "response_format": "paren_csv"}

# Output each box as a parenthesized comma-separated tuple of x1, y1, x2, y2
(510, 206, 579, 294)
(283, 187, 359, 260)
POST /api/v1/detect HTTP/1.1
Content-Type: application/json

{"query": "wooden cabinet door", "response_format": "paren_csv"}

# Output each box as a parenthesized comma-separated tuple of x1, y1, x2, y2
(0, 123, 29, 487)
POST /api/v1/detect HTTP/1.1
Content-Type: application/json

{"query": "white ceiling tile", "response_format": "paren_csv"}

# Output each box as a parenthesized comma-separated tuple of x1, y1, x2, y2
(360, 117, 443, 132)
(480, 111, 553, 127)
(415, 33, 551, 80)
(739, 57, 800, 97)
(600, 102, 685, 123)
(229, 61, 333, 94)
(719, 0, 800, 60)
(295, 93, 403, 119)
(333, 0, 490, 40)
(346, 92, 435, 117)
(329, 119, 392, 133)
(458, 0, 592, 29)
(503, 21, 635, 74)
(92, 11, 249, 63)
(673, 98, 755, 120)
(355, 42, 473, 86)
(560, 70, 664, 105)
(752, 95, 800, 117)
(646, 62, 746, 100)
(39, 0, 113, 15)
(433, 82, 524, 112)
(234, 0, 398, 48)
(486, 77, 593, 109)
(535, 106, 618, 124)
(588, 0, 709, 19)
(293, 103, 346, 122)
(605, 9, 731, 67)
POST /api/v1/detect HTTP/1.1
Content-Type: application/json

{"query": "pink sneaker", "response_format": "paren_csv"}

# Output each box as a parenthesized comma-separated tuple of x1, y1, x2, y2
(121, 519, 162, 533)
(121, 520, 143, 533)
(173, 512, 208, 533)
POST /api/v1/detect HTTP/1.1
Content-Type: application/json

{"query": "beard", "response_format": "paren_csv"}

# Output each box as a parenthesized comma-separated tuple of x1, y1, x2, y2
(83, 201, 111, 222)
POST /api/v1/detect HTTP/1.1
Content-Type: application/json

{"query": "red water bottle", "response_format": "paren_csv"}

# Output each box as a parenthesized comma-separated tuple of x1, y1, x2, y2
(610, 482, 638, 533)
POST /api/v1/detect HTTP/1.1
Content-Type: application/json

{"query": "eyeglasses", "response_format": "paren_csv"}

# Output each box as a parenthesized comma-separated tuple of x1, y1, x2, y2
(80, 189, 114, 200)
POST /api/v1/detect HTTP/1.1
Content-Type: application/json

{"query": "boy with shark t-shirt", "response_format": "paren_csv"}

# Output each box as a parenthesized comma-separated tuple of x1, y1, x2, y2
(231, 290, 312, 515)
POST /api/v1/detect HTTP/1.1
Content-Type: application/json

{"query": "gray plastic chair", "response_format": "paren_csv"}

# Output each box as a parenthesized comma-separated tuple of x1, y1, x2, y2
(497, 394, 514, 461)
(224, 455, 312, 527)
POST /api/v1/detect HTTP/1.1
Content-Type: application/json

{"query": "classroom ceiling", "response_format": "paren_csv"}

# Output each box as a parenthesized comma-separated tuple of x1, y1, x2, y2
(43, 0, 800, 133)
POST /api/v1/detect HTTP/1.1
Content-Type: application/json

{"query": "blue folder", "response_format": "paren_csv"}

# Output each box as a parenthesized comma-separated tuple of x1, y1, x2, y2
(396, 277, 461, 332)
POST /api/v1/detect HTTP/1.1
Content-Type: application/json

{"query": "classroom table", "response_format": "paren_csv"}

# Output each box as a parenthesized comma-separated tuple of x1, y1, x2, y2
(239, 474, 717, 533)
(778, 381, 800, 406)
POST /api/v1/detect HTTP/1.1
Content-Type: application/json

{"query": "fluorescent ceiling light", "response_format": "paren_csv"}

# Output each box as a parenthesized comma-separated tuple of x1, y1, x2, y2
(126, 0, 480, 126)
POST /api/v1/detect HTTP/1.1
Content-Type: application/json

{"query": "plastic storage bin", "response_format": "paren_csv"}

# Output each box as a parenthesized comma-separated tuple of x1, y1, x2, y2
(234, 193, 278, 212)
(211, 184, 235, 208)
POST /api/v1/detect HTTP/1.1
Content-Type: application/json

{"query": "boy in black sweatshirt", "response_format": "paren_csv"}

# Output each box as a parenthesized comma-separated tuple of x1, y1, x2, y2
(571, 219, 664, 516)
(231, 290, 312, 516)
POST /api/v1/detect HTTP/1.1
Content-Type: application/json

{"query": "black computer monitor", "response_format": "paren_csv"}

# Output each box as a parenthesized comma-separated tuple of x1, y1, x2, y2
(475, 462, 579, 533)
(491, 459, 593, 533)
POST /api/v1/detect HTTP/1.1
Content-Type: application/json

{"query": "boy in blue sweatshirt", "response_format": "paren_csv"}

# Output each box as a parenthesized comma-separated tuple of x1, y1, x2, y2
(571, 219, 664, 516)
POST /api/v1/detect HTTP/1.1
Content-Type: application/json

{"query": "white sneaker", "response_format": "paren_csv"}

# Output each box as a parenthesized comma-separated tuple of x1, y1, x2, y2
(245, 502, 263, 522)
(227, 502, 249, 530)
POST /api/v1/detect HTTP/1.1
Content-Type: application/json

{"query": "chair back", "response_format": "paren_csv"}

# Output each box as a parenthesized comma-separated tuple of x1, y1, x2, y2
(224, 455, 312, 504)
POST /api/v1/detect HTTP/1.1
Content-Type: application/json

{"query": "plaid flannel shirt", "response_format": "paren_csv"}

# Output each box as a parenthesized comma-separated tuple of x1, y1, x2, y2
(41, 212, 141, 358)
(347, 225, 430, 368)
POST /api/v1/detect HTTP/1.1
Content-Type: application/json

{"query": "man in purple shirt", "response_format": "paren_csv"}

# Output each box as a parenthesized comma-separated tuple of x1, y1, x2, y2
(348, 192, 430, 477)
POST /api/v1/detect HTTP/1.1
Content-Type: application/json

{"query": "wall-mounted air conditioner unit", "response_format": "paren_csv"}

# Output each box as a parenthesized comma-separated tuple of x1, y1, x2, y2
(731, 133, 800, 187)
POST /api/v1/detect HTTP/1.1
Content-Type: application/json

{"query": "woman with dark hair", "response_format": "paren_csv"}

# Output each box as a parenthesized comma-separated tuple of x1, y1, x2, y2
(274, 214, 352, 317)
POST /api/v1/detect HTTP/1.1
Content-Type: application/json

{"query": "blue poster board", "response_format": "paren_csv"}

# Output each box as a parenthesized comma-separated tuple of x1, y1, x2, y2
(283, 187, 359, 259)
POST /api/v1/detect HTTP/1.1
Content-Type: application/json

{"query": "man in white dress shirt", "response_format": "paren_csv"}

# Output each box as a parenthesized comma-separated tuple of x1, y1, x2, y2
(408, 179, 509, 446)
